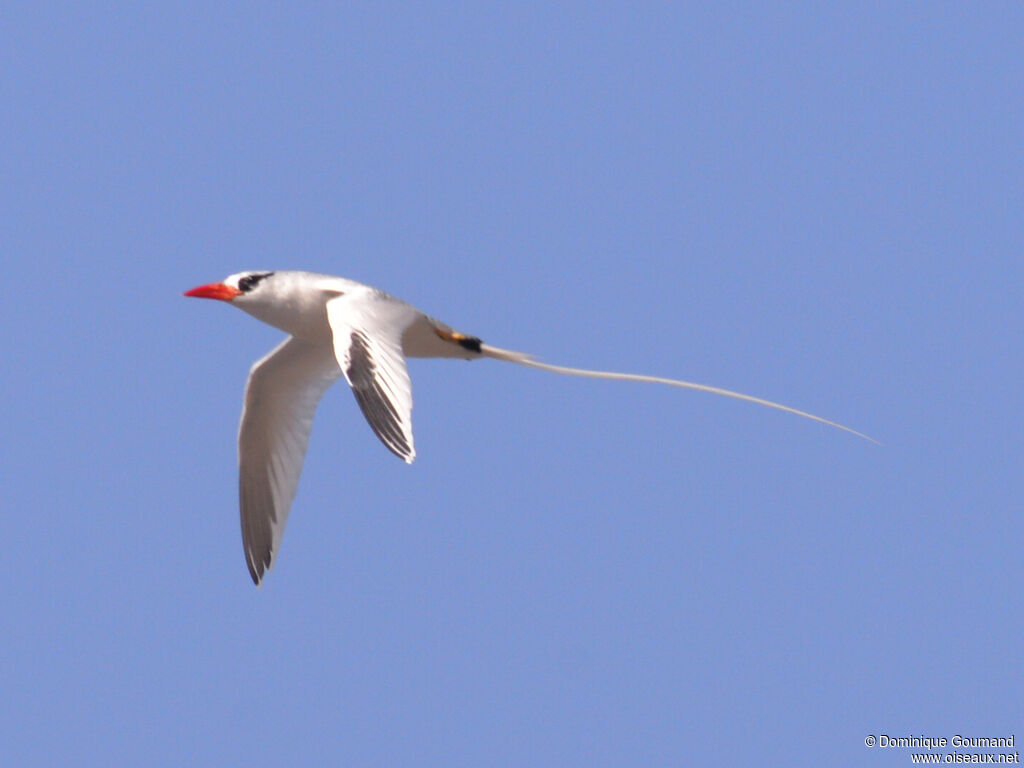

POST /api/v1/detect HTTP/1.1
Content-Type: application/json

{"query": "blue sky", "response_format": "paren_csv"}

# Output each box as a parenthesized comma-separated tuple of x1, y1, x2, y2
(3, 3, 1021, 766)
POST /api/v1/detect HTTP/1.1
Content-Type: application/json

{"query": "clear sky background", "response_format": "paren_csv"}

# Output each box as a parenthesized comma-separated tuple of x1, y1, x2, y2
(3, 3, 1021, 766)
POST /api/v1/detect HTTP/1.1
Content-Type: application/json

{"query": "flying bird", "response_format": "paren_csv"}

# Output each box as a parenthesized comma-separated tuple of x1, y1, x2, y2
(185, 270, 873, 584)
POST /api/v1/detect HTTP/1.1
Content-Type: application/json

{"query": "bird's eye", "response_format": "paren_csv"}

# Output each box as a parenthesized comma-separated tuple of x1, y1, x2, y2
(237, 272, 273, 293)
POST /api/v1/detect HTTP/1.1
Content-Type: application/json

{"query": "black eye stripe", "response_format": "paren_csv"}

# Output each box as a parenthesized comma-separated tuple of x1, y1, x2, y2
(238, 272, 274, 292)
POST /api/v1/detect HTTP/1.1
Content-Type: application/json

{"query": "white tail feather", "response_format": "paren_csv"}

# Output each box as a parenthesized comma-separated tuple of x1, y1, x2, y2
(479, 343, 877, 444)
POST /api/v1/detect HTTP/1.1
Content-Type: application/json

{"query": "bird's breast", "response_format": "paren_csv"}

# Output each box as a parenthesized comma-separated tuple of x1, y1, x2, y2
(241, 295, 335, 343)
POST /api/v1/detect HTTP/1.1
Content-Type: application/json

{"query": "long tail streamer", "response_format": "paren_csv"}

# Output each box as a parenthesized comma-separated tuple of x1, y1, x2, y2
(480, 343, 877, 444)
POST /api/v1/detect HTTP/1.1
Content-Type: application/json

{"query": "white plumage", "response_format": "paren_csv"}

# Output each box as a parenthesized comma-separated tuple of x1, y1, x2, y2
(186, 270, 873, 584)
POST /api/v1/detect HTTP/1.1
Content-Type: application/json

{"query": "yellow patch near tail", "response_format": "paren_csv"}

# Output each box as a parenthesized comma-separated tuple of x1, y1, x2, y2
(434, 327, 483, 353)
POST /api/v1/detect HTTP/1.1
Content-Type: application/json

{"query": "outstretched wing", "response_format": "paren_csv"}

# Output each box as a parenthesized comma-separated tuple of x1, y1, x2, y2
(238, 337, 342, 584)
(326, 289, 418, 463)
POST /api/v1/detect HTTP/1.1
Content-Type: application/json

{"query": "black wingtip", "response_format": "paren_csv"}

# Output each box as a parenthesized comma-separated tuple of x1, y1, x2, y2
(245, 548, 270, 586)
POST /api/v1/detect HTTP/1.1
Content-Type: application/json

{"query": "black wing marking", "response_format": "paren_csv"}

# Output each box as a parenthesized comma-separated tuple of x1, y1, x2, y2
(345, 330, 414, 461)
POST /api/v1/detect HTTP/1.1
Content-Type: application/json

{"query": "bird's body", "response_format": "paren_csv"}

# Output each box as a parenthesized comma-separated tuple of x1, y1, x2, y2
(186, 270, 872, 584)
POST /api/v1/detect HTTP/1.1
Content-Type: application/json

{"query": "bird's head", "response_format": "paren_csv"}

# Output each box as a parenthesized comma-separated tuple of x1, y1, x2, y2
(184, 270, 338, 341)
(184, 271, 276, 303)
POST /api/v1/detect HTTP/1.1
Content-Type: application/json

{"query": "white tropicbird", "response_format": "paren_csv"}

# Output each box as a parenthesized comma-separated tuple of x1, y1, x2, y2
(185, 270, 874, 584)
